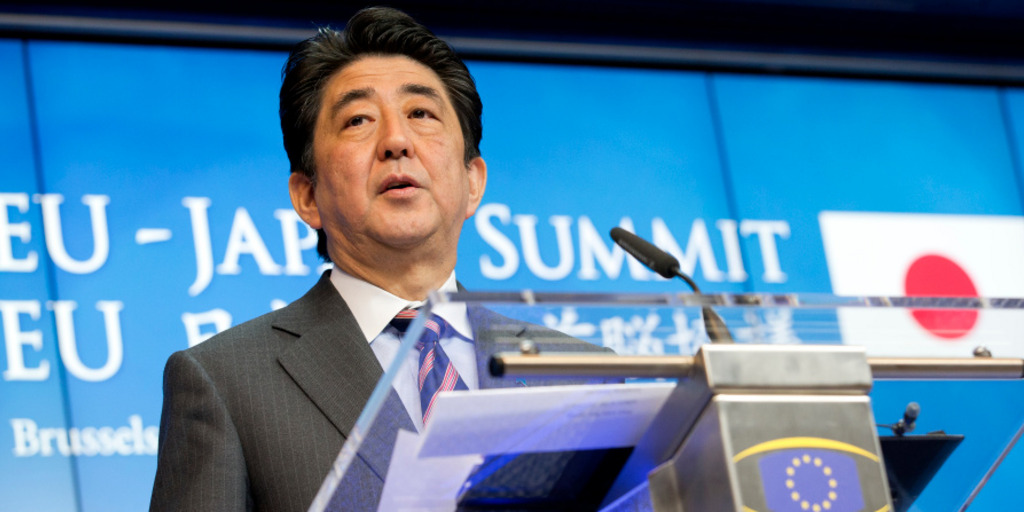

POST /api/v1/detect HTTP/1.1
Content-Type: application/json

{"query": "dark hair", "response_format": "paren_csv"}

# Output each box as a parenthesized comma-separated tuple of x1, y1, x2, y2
(279, 7, 484, 262)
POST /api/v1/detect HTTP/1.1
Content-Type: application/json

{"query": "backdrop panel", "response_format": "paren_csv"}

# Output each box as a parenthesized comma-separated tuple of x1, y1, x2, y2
(23, 41, 318, 511)
(1, 39, 1023, 510)
(713, 73, 1024, 510)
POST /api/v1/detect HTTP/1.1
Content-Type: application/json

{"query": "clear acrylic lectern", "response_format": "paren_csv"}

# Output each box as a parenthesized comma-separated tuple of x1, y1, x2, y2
(309, 291, 1024, 512)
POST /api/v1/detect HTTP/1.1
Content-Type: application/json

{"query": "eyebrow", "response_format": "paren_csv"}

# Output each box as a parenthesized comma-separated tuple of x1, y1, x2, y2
(401, 83, 443, 103)
(327, 83, 444, 121)
(328, 87, 374, 121)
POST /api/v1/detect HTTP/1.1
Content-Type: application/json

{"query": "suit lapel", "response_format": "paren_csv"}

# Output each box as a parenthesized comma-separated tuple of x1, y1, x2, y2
(274, 272, 415, 479)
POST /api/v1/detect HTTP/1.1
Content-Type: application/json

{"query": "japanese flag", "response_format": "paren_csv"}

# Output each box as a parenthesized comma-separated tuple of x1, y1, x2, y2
(819, 211, 1024, 357)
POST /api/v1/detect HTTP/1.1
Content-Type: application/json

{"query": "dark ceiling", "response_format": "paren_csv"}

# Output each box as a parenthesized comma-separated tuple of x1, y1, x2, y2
(3, 1, 1024, 82)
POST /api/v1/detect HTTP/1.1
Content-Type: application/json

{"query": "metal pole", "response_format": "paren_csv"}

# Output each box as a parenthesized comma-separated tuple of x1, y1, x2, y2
(867, 357, 1024, 380)
(491, 353, 1024, 380)
(490, 353, 695, 379)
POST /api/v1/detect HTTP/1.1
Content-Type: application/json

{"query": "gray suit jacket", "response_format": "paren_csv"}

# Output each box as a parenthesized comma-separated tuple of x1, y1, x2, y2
(150, 272, 611, 512)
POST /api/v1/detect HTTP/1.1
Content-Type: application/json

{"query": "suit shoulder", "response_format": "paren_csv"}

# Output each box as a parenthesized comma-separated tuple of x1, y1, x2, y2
(182, 273, 342, 360)
(183, 307, 286, 358)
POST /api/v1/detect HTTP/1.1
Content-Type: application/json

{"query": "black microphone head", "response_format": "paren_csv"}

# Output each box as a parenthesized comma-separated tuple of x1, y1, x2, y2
(904, 402, 920, 422)
(610, 227, 680, 279)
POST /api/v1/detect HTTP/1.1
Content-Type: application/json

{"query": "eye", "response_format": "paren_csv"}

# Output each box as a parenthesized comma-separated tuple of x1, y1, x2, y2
(346, 115, 367, 128)
(410, 108, 433, 119)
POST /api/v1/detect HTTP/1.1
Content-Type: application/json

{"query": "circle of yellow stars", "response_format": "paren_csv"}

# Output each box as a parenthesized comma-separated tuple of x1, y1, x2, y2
(785, 453, 838, 512)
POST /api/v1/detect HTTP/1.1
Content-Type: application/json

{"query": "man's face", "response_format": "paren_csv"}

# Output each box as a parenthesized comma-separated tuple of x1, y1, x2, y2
(290, 55, 486, 272)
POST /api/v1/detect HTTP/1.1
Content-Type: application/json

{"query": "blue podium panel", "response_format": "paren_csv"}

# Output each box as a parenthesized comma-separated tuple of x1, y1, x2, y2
(459, 63, 743, 294)
(0, 39, 80, 512)
(26, 41, 319, 511)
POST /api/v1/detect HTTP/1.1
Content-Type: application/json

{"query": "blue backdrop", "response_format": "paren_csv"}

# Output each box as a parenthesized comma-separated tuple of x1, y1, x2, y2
(2, 39, 1024, 510)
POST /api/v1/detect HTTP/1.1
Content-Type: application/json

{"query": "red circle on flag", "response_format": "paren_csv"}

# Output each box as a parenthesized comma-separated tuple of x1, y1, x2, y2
(904, 254, 978, 339)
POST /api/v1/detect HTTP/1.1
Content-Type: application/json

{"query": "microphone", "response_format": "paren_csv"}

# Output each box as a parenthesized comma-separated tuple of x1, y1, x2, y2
(893, 402, 920, 436)
(879, 402, 919, 436)
(610, 227, 684, 281)
(610, 227, 733, 343)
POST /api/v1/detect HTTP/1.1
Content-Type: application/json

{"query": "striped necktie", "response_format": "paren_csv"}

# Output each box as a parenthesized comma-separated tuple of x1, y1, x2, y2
(390, 309, 469, 425)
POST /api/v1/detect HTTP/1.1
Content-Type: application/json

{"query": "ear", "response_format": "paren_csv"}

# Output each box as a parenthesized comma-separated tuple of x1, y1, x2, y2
(464, 156, 487, 219)
(289, 172, 322, 229)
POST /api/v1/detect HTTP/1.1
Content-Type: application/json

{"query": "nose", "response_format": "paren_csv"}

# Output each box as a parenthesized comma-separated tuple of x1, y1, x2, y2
(377, 113, 414, 161)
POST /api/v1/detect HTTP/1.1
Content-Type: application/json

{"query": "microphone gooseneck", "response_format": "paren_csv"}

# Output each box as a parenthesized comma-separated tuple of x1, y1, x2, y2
(610, 227, 733, 343)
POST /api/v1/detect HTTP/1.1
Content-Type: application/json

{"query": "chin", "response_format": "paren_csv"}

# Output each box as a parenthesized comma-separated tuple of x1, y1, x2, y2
(376, 227, 436, 249)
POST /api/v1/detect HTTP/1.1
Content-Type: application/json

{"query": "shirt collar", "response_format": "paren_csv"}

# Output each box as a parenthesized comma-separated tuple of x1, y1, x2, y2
(328, 268, 471, 343)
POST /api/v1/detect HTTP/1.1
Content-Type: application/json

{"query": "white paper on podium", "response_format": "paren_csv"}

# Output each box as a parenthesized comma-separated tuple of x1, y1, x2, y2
(377, 430, 483, 512)
(376, 383, 673, 511)
(417, 382, 675, 458)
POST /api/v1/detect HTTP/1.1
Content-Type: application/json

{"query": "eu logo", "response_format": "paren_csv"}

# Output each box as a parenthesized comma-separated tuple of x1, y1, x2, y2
(758, 449, 864, 512)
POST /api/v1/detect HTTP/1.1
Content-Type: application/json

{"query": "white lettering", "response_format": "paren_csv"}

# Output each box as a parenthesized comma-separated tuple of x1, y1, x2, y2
(69, 427, 96, 456)
(10, 416, 158, 457)
(97, 427, 116, 456)
(514, 214, 574, 281)
(183, 197, 214, 296)
(652, 218, 725, 282)
(740, 220, 790, 283)
(181, 309, 232, 347)
(11, 418, 39, 456)
(51, 300, 124, 382)
(1, 300, 48, 381)
(46, 427, 71, 456)
(217, 207, 282, 276)
(476, 203, 519, 280)
(0, 193, 38, 272)
(471, 208, 790, 285)
(716, 219, 749, 282)
(113, 426, 133, 455)
(35, 194, 110, 274)
(577, 217, 651, 281)
(129, 414, 147, 455)
(81, 427, 101, 456)
(38, 426, 59, 456)
(275, 208, 317, 276)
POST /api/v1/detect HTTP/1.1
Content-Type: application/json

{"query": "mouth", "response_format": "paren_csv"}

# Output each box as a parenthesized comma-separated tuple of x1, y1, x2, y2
(379, 175, 421, 194)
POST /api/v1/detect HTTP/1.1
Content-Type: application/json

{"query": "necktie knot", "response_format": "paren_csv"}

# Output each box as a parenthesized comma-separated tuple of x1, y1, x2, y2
(389, 308, 445, 349)
(388, 308, 467, 425)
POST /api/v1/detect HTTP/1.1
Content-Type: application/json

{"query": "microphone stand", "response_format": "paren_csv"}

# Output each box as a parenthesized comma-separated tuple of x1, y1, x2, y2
(610, 227, 733, 343)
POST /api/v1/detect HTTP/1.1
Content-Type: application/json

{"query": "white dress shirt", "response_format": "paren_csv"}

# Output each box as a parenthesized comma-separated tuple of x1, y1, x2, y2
(328, 268, 477, 431)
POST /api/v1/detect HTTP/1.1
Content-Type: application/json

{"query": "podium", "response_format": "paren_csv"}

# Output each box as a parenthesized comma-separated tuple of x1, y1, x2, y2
(309, 291, 1024, 511)
(637, 344, 889, 512)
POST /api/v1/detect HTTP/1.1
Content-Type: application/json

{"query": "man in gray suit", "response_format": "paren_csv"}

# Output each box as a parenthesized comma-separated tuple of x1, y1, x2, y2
(151, 7, 610, 512)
